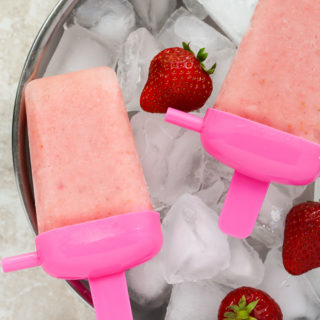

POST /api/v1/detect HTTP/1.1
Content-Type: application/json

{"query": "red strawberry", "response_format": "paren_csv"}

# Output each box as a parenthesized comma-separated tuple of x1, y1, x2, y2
(140, 42, 216, 113)
(218, 287, 283, 320)
(282, 201, 320, 275)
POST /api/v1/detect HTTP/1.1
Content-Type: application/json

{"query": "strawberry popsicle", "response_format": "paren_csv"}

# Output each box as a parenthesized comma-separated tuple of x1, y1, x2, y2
(2, 67, 162, 320)
(215, 0, 320, 144)
(25, 66, 153, 233)
(165, 0, 320, 238)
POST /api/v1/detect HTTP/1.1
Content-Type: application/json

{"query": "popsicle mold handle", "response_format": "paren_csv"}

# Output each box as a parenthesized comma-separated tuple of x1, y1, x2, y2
(89, 272, 132, 320)
(2, 252, 40, 273)
(1, 212, 162, 320)
(165, 108, 203, 132)
(218, 171, 269, 238)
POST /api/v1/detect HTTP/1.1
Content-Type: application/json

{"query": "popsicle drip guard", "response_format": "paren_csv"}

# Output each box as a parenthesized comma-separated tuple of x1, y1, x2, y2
(165, 107, 320, 238)
(2, 211, 163, 320)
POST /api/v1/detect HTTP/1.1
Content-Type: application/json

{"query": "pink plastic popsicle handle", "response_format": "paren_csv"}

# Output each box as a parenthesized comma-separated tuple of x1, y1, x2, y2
(165, 108, 203, 132)
(218, 171, 269, 239)
(2, 252, 40, 273)
(89, 272, 133, 320)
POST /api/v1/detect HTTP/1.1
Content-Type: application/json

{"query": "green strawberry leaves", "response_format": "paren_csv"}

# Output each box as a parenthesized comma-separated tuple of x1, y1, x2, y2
(197, 48, 208, 61)
(224, 295, 259, 320)
(182, 41, 217, 75)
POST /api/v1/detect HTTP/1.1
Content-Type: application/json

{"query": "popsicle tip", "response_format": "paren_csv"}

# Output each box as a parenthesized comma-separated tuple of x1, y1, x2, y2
(1, 257, 14, 273)
(1, 252, 40, 273)
(164, 107, 177, 122)
(165, 108, 203, 132)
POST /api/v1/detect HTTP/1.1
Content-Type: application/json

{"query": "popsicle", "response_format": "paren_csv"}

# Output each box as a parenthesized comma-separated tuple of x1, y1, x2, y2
(216, 0, 320, 144)
(26, 66, 153, 233)
(165, 0, 320, 238)
(2, 67, 162, 320)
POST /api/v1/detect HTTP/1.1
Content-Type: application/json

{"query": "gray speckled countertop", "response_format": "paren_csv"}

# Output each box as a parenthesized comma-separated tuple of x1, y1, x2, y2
(0, 1, 95, 319)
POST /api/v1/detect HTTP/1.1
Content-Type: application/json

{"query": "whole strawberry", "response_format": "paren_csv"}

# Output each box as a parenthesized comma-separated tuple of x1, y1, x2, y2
(218, 287, 283, 320)
(283, 201, 320, 275)
(140, 42, 216, 113)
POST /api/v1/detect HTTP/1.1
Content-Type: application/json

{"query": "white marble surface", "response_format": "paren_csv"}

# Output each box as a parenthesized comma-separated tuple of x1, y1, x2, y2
(0, 1, 95, 319)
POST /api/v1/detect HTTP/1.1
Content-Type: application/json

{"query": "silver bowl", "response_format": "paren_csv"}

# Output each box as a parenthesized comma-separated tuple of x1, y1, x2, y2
(12, 0, 319, 317)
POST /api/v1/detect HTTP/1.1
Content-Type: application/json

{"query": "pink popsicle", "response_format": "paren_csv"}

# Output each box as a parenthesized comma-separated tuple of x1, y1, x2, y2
(215, 0, 320, 144)
(25, 67, 152, 233)
(164, 0, 320, 238)
(10, 66, 163, 320)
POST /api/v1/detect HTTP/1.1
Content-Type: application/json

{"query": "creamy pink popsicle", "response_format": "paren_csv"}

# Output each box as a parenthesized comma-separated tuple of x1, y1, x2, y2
(25, 67, 152, 233)
(215, 0, 320, 144)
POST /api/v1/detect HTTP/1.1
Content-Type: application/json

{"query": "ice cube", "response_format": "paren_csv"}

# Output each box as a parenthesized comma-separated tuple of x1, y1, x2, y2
(130, 112, 184, 210)
(126, 250, 171, 308)
(132, 303, 168, 320)
(130, 112, 205, 209)
(314, 177, 320, 202)
(198, 0, 258, 45)
(130, 111, 235, 211)
(195, 153, 233, 213)
(131, 0, 177, 33)
(74, 0, 136, 45)
(252, 184, 309, 248)
(157, 8, 236, 109)
(195, 178, 225, 213)
(213, 238, 264, 288)
(258, 248, 320, 319)
(165, 280, 230, 320)
(117, 28, 162, 112)
(162, 194, 230, 284)
(277, 184, 308, 201)
(45, 25, 117, 77)
(201, 153, 234, 188)
(164, 131, 204, 205)
(183, 0, 208, 20)
(246, 237, 270, 262)
(74, 0, 107, 28)
(305, 268, 320, 301)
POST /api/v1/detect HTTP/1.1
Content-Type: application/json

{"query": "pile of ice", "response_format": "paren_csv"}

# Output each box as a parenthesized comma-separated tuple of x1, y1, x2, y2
(165, 281, 229, 320)
(131, 0, 177, 33)
(75, 0, 136, 44)
(117, 28, 162, 111)
(45, 0, 237, 111)
(196, 0, 258, 45)
(259, 249, 320, 319)
(128, 110, 315, 319)
(43, 0, 320, 319)
(252, 183, 307, 248)
(127, 193, 266, 318)
(182, 0, 208, 20)
(157, 7, 236, 111)
(46, 0, 137, 76)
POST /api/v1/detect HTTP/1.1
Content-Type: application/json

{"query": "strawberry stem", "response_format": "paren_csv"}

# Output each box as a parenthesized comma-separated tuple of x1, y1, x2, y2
(224, 296, 259, 320)
(182, 42, 217, 75)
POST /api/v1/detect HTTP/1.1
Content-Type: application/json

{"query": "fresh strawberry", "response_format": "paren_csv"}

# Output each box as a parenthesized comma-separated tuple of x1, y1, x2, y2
(282, 201, 320, 275)
(218, 287, 283, 320)
(140, 42, 216, 113)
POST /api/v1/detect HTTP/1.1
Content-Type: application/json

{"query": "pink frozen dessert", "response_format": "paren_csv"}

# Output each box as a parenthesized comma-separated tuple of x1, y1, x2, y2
(25, 66, 153, 233)
(164, 0, 320, 238)
(2, 66, 162, 320)
(215, 0, 320, 144)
